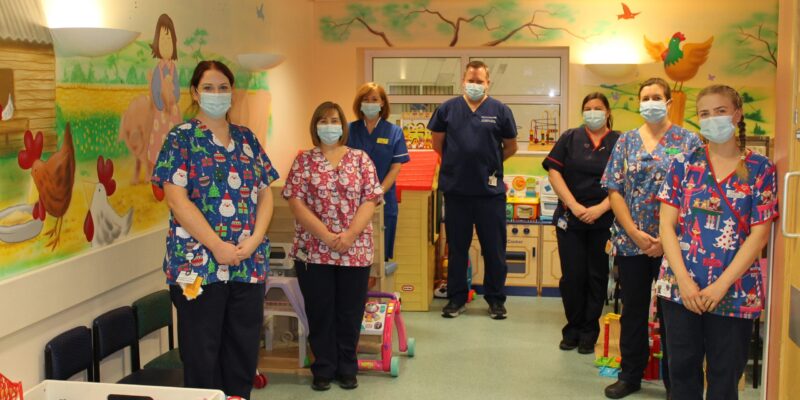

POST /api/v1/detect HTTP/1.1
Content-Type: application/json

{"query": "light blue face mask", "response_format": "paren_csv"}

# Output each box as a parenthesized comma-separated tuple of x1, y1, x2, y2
(700, 115, 736, 144)
(317, 124, 343, 145)
(639, 100, 668, 123)
(360, 102, 381, 119)
(465, 83, 485, 101)
(199, 92, 232, 119)
(583, 110, 607, 131)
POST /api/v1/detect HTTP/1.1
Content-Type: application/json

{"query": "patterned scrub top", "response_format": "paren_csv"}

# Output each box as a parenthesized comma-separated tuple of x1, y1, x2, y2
(282, 147, 384, 267)
(656, 146, 778, 319)
(601, 125, 702, 256)
(151, 119, 280, 285)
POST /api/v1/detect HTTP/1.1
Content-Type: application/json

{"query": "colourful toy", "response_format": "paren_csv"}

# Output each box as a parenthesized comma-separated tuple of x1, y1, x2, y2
(358, 292, 415, 377)
(595, 312, 622, 373)
(644, 322, 664, 381)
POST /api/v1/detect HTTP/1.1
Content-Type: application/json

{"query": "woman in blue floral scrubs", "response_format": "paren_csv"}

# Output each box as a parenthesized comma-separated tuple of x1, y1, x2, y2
(151, 61, 279, 398)
(600, 77, 702, 399)
(658, 85, 777, 399)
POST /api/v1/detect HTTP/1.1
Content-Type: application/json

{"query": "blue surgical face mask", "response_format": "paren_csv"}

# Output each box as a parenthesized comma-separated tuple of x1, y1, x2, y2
(639, 100, 668, 123)
(317, 124, 343, 145)
(465, 83, 485, 101)
(360, 102, 381, 119)
(583, 110, 607, 131)
(700, 115, 736, 144)
(199, 92, 232, 119)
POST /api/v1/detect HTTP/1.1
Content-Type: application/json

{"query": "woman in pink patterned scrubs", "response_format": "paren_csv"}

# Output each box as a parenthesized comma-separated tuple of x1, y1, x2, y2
(283, 101, 383, 391)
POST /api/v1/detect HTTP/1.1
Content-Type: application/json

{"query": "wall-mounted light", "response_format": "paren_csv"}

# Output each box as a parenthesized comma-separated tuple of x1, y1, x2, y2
(50, 27, 139, 58)
(237, 53, 286, 71)
(585, 64, 638, 79)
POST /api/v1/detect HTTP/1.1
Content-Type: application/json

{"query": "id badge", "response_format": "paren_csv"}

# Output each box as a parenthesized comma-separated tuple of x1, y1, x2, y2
(656, 278, 672, 298)
(296, 248, 308, 262)
(488, 175, 498, 187)
(557, 216, 568, 231)
(176, 270, 199, 284)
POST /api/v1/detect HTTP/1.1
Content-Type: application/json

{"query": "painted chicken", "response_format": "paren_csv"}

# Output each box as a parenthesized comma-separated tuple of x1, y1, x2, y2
(84, 156, 133, 247)
(17, 124, 76, 250)
(644, 32, 714, 91)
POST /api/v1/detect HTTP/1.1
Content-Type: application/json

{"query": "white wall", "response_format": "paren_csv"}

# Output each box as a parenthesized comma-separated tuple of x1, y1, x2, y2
(0, 229, 169, 387)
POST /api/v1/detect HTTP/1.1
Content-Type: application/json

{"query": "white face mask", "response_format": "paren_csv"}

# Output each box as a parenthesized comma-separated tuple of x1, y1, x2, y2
(639, 100, 668, 123)
(583, 110, 607, 131)
(199, 92, 231, 119)
(700, 115, 736, 144)
(317, 124, 343, 145)
(465, 83, 485, 101)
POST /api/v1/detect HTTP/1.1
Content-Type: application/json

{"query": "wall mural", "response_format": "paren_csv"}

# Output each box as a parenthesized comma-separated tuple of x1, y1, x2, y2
(0, 0, 273, 280)
(318, 0, 777, 137)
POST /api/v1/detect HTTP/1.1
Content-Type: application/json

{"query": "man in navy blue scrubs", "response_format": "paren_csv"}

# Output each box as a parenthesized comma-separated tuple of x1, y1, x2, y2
(429, 60, 518, 319)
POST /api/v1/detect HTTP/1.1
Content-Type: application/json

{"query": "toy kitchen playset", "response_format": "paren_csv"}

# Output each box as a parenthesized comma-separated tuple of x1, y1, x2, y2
(469, 156, 563, 297)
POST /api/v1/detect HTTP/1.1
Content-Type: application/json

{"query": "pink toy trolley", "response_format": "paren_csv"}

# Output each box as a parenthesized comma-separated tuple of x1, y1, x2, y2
(357, 291, 415, 377)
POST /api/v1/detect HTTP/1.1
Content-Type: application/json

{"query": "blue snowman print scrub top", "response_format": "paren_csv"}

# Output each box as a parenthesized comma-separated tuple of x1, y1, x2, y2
(152, 119, 280, 286)
(656, 146, 778, 319)
(601, 125, 702, 256)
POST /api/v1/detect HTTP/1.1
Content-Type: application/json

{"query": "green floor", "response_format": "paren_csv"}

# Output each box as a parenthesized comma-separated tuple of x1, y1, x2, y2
(252, 296, 763, 400)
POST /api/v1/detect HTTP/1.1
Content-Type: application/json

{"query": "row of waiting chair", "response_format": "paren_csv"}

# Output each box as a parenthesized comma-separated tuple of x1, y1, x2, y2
(44, 290, 183, 387)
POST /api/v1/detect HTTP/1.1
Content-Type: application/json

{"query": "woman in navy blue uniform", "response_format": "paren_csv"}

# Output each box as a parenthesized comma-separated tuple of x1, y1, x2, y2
(347, 82, 410, 260)
(543, 92, 620, 355)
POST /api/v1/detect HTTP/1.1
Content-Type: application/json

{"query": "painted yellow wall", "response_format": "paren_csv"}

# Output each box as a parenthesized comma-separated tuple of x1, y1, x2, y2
(310, 0, 777, 134)
(0, 0, 313, 387)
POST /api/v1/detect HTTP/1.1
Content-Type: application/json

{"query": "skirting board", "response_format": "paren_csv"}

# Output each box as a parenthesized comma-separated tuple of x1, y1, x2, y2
(0, 227, 167, 338)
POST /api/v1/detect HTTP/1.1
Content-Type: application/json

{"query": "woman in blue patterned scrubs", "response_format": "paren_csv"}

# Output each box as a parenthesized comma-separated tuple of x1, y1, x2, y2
(658, 85, 777, 400)
(151, 61, 279, 398)
(601, 77, 702, 399)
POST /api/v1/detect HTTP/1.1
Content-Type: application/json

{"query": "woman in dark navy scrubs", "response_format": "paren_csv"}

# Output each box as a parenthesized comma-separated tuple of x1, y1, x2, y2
(347, 82, 410, 260)
(543, 92, 620, 354)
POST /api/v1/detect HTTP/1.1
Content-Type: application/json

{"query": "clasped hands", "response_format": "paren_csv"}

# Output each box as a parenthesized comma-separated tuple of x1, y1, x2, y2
(677, 275, 729, 315)
(322, 230, 357, 254)
(569, 203, 605, 225)
(211, 236, 261, 266)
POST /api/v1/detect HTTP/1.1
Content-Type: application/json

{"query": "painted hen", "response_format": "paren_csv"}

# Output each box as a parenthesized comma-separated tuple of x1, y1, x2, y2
(17, 124, 76, 249)
(644, 32, 714, 91)
(84, 155, 133, 247)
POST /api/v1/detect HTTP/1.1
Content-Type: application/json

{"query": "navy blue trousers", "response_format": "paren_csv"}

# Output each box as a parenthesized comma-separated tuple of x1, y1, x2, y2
(444, 193, 508, 305)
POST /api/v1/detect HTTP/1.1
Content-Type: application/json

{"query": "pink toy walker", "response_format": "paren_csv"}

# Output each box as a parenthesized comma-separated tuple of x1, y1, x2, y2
(357, 291, 415, 377)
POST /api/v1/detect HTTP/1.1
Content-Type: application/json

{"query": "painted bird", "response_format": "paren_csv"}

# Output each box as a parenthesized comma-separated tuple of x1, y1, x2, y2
(17, 124, 76, 250)
(84, 156, 133, 247)
(644, 32, 714, 91)
(618, 3, 640, 20)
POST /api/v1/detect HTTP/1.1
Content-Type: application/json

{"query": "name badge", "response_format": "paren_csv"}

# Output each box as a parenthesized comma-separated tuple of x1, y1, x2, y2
(176, 270, 199, 284)
(726, 189, 746, 199)
(488, 176, 498, 187)
(656, 278, 672, 298)
(376, 138, 389, 144)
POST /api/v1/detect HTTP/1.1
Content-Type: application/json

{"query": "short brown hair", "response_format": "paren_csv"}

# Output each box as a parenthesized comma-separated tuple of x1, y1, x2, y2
(309, 102, 349, 146)
(353, 82, 390, 120)
(464, 60, 490, 79)
(150, 14, 177, 60)
(638, 77, 671, 101)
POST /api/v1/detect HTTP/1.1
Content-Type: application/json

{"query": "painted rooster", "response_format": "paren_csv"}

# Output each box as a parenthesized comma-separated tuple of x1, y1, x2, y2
(84, 156, 133, 247)
(17, 124, 76, 250)
(644, 32, 714, 91)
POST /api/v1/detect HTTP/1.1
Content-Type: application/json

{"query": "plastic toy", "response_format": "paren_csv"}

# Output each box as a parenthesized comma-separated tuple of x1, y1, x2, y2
(595, 312, 622, 372)
(436, 259, 476, 303)
(0, 373, 22, 400)
(644, 322, 663, 381)
(358, 292, 415, 377)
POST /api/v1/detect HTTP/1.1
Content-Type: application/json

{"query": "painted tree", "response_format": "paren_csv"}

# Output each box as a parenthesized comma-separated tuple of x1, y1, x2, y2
(722, 12, 778, 74)
(318, 0, 587, 47)
(713, 217, 737, 251)
(184, 28, 209, 63)
(105, 53, 122, 83)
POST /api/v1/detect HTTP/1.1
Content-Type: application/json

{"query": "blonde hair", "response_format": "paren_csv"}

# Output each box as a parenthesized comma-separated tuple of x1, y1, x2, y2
(696, 84, 748, 180)
(309, 102, 349, 146)
(353, 82, 390, 120)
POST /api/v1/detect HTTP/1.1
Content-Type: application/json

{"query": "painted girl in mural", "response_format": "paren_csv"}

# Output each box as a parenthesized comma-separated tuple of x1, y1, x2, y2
(147, 14, 182, 170)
